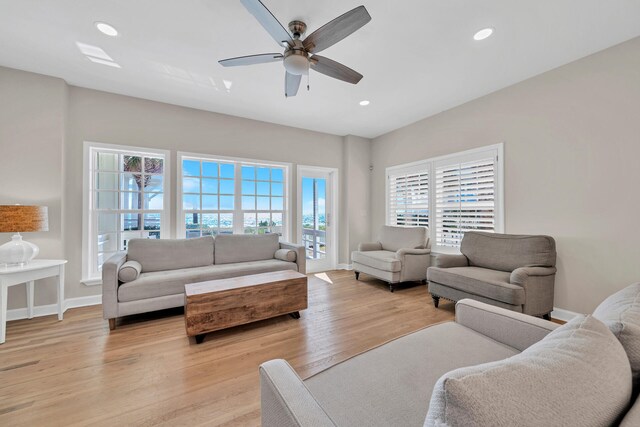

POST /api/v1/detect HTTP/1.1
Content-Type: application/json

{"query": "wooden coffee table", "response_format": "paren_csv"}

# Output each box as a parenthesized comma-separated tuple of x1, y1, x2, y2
(184, 270, 308, 344)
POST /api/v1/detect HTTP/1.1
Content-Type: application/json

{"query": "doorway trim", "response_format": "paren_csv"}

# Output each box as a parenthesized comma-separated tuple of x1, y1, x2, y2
(296, 165, 339, 273)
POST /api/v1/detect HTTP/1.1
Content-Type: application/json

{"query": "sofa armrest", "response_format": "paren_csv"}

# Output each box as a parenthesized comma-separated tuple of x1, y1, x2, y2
(434, 254, 468, 268)
(455, 299, 559, 351)
(358, 242, 383, 252)
(510, 266, 557, 285)
(280, 242, 306, 275)
(101, 251, 127, 320)
(260, 359, 337, 427)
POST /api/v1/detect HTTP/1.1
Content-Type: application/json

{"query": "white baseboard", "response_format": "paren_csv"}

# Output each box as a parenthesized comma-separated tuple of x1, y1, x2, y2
(337, 263, 353, 270)
(7, 294, 102, 321)
(551, 306, 581, 322)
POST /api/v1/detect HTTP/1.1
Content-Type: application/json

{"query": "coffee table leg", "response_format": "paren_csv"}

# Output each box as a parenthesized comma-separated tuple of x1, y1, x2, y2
(289, 311, 301, 319)
(195, 334, 206, 344)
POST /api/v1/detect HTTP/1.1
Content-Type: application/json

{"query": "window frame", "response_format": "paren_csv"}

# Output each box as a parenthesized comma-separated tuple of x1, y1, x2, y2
(177, 151, 292, 241)
(385, 143, 504, 254)
(82, 141, 171, 285)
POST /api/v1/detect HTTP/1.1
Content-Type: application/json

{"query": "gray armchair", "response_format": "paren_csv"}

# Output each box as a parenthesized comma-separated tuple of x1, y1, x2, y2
(428, 232, 557, 318)
(351, 225, 431, 292)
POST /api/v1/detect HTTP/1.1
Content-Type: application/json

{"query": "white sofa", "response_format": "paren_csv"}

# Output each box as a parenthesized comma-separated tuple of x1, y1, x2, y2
(260, 283, 640, 426)
(351, 225, 430, 292)
(102, 233, 305, 329)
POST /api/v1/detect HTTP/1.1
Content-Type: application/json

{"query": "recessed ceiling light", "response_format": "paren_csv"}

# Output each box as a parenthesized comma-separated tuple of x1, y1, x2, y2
(95, 21, 118, 37)
(87, 56, 121, 68)
(359, 100, 370, 106)
(473, 28, 494, 41)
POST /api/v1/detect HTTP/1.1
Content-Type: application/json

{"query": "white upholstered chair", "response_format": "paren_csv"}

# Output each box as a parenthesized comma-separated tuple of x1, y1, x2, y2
(351, 225, 431, 292)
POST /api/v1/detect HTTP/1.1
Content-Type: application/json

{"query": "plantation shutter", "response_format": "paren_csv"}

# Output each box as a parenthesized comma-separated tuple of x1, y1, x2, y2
(388, 166, 429, 228)
(435, 152, 497, 248)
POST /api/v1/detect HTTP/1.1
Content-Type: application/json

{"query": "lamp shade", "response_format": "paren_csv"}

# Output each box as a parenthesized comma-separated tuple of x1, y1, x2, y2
(0, 205, 49, 233)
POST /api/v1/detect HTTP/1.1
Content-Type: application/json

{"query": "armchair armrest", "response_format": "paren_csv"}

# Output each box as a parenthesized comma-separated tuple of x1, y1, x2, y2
(280, 242, 306, 275)
(434, 254, 468, 268)
(396, 248, 431, 258)
(101, 251, 127, 320)
(510, 266, 557, 285)
(260, 359, 337, 427)
(455, 299, 559, 351)
(358, 242, 382, 252)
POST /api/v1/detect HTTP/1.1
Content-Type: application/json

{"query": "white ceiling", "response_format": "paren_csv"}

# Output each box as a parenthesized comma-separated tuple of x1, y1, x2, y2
(1, 1, 639, 138)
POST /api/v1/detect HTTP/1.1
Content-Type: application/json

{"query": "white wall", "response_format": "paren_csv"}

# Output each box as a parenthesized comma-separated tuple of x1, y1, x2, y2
(341, 135, 372, 264)
(1, 67, 371, 309)
(0, 67, 67, 309)
(371, 37, 640, 313)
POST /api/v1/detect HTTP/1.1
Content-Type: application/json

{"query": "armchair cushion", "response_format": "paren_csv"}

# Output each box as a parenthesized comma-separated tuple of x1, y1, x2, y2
(352, 250, 401, 272)
(460, 232, 556, 272)
(379, 225, 428, 252)
(428, 267, 525, 305)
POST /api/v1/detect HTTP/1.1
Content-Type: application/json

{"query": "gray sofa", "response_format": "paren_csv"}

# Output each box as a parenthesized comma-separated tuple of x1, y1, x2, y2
(260, 283, 640, 427)
(428, 232, 557, 318)
(351, 225, 431, 292)
(102, 233, 305, 329)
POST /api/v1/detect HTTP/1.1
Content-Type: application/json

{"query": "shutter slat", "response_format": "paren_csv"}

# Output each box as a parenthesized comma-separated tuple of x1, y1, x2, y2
(434, 157, 496, 248)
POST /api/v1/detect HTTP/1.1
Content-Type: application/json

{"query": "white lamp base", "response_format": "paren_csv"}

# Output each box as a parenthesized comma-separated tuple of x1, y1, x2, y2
(0, 233, 39, 266)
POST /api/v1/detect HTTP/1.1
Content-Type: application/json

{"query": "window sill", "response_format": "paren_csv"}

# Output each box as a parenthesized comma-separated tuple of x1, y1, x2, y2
(82, 278, 103, 287)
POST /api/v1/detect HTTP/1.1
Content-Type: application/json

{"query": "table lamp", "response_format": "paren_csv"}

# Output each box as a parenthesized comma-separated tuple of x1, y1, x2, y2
(0, 205, 49, 266)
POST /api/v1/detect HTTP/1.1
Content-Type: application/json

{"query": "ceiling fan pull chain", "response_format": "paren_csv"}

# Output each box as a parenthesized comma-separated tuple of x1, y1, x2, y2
(307, 72, 310, 91)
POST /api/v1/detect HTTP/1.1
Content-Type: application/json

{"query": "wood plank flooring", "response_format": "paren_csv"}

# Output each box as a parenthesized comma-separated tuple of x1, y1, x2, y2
(0, 270, 454, 426)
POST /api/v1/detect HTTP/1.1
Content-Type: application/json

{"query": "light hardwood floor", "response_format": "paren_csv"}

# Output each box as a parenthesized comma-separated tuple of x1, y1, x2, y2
(0, 270, 454, 426)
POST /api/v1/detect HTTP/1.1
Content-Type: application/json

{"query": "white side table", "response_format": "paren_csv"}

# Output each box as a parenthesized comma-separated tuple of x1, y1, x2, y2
(0, 259, 67, 344)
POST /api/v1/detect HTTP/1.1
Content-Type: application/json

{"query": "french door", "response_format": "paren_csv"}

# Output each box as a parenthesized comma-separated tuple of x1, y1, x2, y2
(297, 166, 337, 273)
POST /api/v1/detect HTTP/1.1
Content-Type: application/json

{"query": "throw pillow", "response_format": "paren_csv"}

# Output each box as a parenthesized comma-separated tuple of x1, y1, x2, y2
(593, 282, 640, 390)
(425, 315, 632, 427)
(118, 260, 142, 282)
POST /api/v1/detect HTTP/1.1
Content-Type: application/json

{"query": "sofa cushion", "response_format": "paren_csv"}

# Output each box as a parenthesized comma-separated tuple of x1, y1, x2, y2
(621, 395, 640, 427)
(379, 225, 427, 252)
(460, 232, 556, 272)
(593, 282, 640, 390)
(127, 236, 214, 273)
(214, 233, 279, 264)
(117, 259, 297, 302)
(304, 322, 519, 427)
(351, 250, 401, 272)
(118, 260, 141, 283)
(425, 315, 632, 427)
(428, 266, 524, 305)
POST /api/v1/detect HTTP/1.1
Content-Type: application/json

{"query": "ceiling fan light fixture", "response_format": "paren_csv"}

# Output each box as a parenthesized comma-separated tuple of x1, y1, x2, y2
(473, 27, 494, 41)
(283, 54, 309, 75)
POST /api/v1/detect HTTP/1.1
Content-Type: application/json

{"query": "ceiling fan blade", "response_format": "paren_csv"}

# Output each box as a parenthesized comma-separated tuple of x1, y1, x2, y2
(302, 5, 371, 54)
(240, 0, 293, 47)
(285, 72, 302, 97)
(310, 55, 363, 84)
(219, 53, 283, 67)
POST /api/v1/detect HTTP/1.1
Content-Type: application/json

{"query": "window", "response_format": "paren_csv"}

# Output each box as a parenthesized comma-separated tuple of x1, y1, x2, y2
(388, 167, 429, 228)
(178, 153, 290, 239)
(386, 144, 503, 252)
(83, 143, 170, 282)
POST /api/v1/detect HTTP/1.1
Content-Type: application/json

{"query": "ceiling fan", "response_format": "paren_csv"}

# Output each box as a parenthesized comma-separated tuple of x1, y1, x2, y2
(219, 0, 371, 97)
